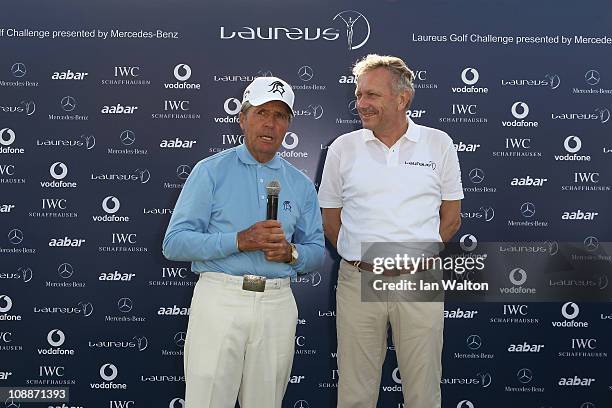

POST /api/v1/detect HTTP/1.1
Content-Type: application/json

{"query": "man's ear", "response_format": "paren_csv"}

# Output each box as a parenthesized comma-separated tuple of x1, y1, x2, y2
(398, 90, 411, 112)
(239, 111, 245, 131)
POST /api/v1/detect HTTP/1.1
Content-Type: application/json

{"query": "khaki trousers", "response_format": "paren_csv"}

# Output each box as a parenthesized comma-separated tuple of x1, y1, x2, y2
(336, 260, 444, 408)
(184, 272, 298, 408)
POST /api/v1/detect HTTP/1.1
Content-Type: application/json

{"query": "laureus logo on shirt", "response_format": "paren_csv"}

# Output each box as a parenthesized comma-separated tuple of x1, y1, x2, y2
(283, 201, 292, 212)
(404, 160, 436, 170)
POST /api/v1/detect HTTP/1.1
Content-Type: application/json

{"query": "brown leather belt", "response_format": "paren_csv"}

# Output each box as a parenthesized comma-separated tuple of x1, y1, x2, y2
(344, 259, 430, 276)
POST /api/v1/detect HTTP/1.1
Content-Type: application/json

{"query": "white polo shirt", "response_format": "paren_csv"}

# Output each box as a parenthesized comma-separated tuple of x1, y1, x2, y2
(318, 118, 464, 261)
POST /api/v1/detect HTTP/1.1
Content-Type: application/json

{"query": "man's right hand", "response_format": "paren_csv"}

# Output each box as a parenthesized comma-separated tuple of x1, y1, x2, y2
(237, 220, 286, 252)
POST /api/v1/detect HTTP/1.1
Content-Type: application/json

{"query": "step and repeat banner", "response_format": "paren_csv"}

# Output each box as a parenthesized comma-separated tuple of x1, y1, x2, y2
(1, 1, 611, 407)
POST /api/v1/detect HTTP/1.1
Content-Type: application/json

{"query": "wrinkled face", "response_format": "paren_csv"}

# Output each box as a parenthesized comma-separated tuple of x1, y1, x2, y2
(355, 67, 408, 134)
(239, 100, 291, 163)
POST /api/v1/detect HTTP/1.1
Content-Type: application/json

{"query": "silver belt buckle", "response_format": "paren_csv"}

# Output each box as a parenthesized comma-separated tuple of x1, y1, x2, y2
(242, 274, 266, 292)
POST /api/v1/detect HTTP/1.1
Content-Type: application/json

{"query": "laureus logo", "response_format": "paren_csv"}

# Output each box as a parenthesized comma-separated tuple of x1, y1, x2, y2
(332, 10, 371, 50)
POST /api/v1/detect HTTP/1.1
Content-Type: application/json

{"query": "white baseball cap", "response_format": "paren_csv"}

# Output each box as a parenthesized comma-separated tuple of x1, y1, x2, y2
(242, 76, 295, 115)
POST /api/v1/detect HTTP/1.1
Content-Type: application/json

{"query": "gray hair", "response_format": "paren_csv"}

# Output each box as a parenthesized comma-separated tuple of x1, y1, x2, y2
(352, 54, 415, 107)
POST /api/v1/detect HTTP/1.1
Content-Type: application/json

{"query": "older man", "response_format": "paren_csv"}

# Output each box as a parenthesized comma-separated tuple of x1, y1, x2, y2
(163, 76, 324, 408)
(319, 54, 463, 408)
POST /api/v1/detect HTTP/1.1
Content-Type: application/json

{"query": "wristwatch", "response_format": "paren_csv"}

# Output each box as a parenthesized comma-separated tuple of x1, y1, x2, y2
(288, 243, 299, 265)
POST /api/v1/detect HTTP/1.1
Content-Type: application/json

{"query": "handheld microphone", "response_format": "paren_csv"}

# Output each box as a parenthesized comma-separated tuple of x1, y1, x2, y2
(266, 180, 281, 220)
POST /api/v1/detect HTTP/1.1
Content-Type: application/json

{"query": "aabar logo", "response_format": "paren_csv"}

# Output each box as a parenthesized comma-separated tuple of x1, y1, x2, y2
(101, 104, 138, 114)
(51, 70, 88, 80)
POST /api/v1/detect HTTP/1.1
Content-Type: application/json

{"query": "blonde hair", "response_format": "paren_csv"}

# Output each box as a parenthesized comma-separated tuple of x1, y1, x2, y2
(352, 54, 415, 99)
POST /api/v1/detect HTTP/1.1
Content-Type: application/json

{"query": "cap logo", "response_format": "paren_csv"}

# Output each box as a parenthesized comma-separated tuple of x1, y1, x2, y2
(269, 81, 286, 96)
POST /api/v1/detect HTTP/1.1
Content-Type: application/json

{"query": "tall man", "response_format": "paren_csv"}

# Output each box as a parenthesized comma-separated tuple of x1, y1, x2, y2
(163, 76, 324, 408)
(318, 54, 463, 408)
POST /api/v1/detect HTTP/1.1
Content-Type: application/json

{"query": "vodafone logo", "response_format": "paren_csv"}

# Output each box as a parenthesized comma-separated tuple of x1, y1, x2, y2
(561, 302, 579, 320)
(0, 294, 13, 313)
(224, 98, 241, 115)
(0, 128, 16, 146)
(511, 102, 529, 119)
(283, 132, 299, 150)
(50, 162, 68, 180)
(47, 329, 66, 347)
(461, 68, 479, 85)
(459, 234, 477, 252)
(173, 64, 191, 81)
(102, 196, 120, 214)
(509, 268, 527, 286)
(100, 363, 118, 381)
(564, 136, 582, 153)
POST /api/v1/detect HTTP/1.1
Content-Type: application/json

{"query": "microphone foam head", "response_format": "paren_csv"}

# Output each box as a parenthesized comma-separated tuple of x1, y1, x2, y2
(266, 180, 281, 195)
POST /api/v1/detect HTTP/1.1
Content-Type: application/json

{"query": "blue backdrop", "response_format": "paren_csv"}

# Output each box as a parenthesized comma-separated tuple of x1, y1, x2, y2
(1, 1, 611, 407)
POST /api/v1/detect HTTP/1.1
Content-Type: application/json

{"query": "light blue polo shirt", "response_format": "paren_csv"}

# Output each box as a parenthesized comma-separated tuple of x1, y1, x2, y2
(163, 144, 324, 278)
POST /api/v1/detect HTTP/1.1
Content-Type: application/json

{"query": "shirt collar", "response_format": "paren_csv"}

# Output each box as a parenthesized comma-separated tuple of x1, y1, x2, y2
(236, 144, 282, 169)
(362, 116, 421, 144)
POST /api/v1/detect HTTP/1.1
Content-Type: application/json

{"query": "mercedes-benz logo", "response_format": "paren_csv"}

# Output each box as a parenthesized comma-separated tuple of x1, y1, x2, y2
(584, 236, 599, 252)
(60, 96, 76, 112)
(547, 241, 559, 256)
(0, 128, 16, 146)
(174, 63, 192, 82)
(580, 402, 596, 408)
(120, 130, 136, 146)
(468, 168, 484, 184)
(169, 398, 185, 408)
(517, 368, 533, 384)
(456, 400, 474, 408)
(100, 363, 118, 381)
(298, 65, 314, 82)
(0, 295, 13, 313)
(11, 62, 26, 78)
(461, 67, 479, 85)
(466, 334, 482, 350)
(509, 267, 527, 286)
(294, 400, 310, 408)
(8, 229, 23, 245)
(47, 329, 66, 347)
(174, 331, 186, 347)
(117, 297, 133, 313)
(585, 69, 600, 86)
(57, 263, 74, 279)
(348, 99, 358, 116)
(4, 397, 20, 408)
(176, 165, 191, 180)
(520, 202, 535, 218)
